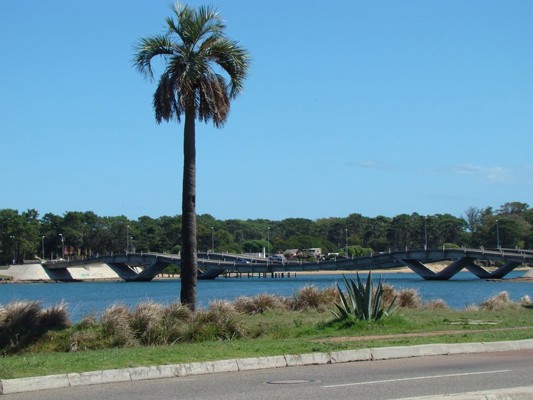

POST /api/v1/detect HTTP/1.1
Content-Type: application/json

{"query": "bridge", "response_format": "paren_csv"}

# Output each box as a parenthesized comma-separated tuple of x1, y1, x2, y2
(42, 248, 533, 282)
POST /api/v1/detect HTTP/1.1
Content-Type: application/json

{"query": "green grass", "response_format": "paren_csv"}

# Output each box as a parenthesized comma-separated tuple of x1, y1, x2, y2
(2, 306, 532, 380)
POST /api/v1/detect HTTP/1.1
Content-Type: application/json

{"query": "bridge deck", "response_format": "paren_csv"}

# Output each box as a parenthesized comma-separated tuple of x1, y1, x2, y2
(41, 248, 532, 282)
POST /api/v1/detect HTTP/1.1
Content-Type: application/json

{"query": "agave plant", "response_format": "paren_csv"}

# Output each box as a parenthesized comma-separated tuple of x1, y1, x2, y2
(331, 272, 396, 323)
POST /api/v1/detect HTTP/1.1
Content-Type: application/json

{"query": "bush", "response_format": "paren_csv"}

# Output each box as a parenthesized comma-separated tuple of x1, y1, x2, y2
(397, 288, 421, 308)
(443, 243, 461, 249)
(380, 284, 397, 308)
(479, 291, 518, 311)
(291, 286, 338, 311)
(234, 294, 284, 315)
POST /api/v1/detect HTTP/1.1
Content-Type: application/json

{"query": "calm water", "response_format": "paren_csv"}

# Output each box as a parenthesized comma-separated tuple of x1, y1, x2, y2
(1, 271, 532, 321)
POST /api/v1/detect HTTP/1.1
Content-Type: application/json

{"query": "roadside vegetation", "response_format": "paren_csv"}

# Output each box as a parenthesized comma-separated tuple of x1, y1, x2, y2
(1, 283, 532, 379)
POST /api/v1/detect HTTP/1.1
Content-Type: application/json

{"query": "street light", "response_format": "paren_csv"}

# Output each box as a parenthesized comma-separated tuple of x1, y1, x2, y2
(9, 235, 16, 264)
(345, 228, 349, 256)
(496, 219, 500, 249)
(59, 233, 64, 259)
(267, 227, 270, 257)
(126, 225, 129, 254)
(41, 236, 45, 260)
(211, 227, 214, 253)
(424, 216, 428, 250)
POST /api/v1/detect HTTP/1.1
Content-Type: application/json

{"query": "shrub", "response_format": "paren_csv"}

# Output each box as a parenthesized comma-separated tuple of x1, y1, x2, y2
(479, 291, 518, 311)
(380, 283, 397, 308)
(292, 286, 337, 311)
(397, 288, 421, 308)
(234, 294, 283, 314)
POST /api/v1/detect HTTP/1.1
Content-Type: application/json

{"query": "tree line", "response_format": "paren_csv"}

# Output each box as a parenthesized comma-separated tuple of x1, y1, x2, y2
(0, 201, 531, 265)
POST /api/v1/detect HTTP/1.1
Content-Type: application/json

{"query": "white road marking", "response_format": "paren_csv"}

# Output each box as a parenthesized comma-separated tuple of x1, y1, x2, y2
(322, 369, 512, 388)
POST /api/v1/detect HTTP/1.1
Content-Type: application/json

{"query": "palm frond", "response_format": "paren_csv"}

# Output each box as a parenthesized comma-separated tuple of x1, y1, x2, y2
(133, 35, 175, 80)
(133, 2, 249, 126)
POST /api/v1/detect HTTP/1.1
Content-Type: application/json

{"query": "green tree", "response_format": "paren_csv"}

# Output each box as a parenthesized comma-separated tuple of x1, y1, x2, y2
(133, 3, 249, 310)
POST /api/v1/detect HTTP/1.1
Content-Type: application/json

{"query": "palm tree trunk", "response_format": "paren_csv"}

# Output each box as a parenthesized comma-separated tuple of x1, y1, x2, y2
(180, 108, 198, 311)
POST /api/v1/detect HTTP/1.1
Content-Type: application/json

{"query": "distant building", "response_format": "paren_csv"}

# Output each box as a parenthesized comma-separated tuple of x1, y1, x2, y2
(304, 248, 322, 258)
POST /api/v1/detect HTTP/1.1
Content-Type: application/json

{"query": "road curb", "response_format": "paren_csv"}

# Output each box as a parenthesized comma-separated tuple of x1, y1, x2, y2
(397, 385, 533, 399)
(1, 339, 533, 395)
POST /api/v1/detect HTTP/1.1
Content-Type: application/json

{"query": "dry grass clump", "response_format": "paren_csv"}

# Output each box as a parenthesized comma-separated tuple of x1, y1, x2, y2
(40, 302, 71, 331)
(77, 315, 99, 330)
(101, 303, 137, 347)
(131, 301, 165, 345)
(380, 284, 397, 308)
(520, 295, 531, 305)
(291, 286, 338, 311)
(0, 300, 71, 354)
(233, 294, 284, 314)
(423, 299, 449, 310)
(479, 291, 518, 311)
(83, 300, 245, 348)
(0, 307, 7, 327)
(397, 288, 421, 308)
(157, 301, 193, 344)
(69, 330, 100, 352)
(191, 300, 243, 341)
(164, 301, 194, 322)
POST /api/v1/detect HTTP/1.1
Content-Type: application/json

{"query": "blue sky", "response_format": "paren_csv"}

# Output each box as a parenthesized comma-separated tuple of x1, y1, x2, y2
(1, 1, 531, 221)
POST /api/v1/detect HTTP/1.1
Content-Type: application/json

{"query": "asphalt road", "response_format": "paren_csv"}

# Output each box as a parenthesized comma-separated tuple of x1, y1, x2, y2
(4, 350, 533, 400)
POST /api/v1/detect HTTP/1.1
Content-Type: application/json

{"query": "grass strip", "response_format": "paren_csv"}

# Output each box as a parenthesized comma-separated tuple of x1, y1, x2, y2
(2, 311, 532, 379)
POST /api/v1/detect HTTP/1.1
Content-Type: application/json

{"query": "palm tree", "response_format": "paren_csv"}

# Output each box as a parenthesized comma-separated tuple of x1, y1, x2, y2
(133, 3, 249, 310)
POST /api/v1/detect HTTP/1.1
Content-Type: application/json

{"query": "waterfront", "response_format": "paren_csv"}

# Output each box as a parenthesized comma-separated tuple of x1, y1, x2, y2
(1, 271, 532, 322)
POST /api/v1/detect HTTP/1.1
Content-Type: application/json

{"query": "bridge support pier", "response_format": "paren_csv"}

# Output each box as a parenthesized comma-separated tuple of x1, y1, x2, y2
(402, 257, 479, 280)
(107, 263, 139, 281)
(488, 261, 522, 279)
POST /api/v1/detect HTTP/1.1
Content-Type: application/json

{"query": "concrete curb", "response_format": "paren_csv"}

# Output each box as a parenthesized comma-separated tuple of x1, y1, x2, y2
(2, 339, 533, 395)
(397, 385, 533, 399)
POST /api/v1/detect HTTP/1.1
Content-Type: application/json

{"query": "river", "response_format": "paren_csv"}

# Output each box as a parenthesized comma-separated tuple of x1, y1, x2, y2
(1, 271, 532, 322)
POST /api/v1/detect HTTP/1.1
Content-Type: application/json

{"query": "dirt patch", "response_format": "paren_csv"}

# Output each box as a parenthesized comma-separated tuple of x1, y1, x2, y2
(316, 326, 533, 343)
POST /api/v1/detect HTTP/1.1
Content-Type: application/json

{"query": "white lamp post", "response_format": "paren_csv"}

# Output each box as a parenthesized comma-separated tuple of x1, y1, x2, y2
(496, 219, 500, 249)
(59, 233, 64, 259)
(424, 216, 428, 250)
